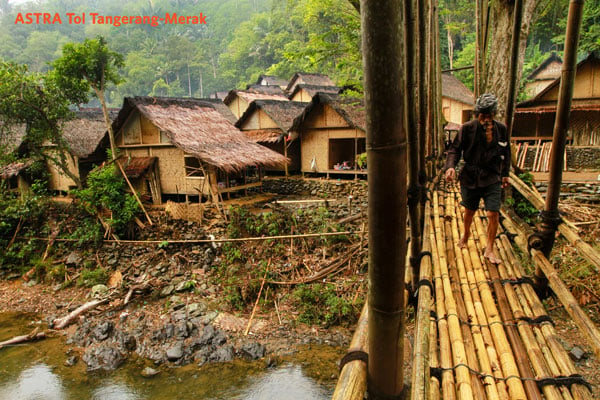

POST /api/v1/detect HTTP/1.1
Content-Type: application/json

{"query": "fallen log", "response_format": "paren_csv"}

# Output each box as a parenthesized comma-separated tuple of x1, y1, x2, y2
(0, 328, 46, 350)
(52, 299, 108, 330)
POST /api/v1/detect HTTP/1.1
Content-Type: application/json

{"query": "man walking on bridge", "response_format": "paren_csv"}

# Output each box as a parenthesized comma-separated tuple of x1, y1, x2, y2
(444, 93, 511, 264)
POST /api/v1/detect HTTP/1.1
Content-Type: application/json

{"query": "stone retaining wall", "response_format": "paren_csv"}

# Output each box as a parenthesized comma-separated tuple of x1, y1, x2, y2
(261, 177, 368, 200)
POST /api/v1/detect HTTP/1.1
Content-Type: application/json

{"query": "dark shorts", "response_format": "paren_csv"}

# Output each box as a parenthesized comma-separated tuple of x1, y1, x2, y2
(460, 182, 502, 212)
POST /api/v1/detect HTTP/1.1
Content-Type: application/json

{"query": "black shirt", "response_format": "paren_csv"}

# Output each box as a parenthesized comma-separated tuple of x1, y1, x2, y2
(444, 119, 511, 189)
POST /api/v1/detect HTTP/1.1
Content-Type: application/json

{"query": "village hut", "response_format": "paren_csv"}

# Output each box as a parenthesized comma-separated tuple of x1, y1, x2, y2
(0, 124, 30, 193)
(523, 52, 562, 98)
(285, 73, 336, 96)
(288, 84, 341, 103)
(290, 93, 366, 178)
(441, 73, 474, 125)
(255, 75, 288, 89)
(111, 97, 288, 204)
(514, 53, 600, 145)
(236, 100, 307, 175)
(45, 108, 119, 193)
(223, 88, 289, 119)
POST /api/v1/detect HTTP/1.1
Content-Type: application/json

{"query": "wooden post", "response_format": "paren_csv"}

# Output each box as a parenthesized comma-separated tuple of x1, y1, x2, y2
(116, 161, 153, 225)
(361, 0, 408, 397)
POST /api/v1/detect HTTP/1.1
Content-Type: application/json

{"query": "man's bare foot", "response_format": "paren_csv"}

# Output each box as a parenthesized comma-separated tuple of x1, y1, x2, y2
(457, 238, 467, 249)
(484, 250, 502, 264)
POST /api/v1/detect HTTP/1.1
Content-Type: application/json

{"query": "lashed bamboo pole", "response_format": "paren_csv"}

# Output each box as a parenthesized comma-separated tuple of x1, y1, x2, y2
(501, 210, 600, 361)
(361, 0, 408, 396)
(451, 188, 528, 400)
(505, 0, 524, 138)
(429, 308, 441, 400)
(332, 302, 368, 400)
(496, 235, 592, 400)
(445, 188, 505, 400)
(411, 198, 433, 400)
(430, 195, 457, 400)
(540, 0, 586, 258)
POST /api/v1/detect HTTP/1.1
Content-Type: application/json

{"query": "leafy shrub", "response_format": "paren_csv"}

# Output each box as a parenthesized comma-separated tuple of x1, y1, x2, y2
(293, 283, 361, 327)
(72, 162, 140, 236)
(77, 267, 108, 287)
(506, 172, 539, 224)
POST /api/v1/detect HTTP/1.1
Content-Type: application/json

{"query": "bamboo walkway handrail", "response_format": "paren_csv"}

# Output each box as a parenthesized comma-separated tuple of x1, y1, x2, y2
(509, 172, 600, 273)
(502, 211, 600, 360)
(332, 302, 368, 400)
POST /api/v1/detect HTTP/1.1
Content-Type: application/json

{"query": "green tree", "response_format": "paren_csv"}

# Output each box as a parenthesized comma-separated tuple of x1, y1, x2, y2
(0, 62, 84, 187)
(51, 36, 124, 160)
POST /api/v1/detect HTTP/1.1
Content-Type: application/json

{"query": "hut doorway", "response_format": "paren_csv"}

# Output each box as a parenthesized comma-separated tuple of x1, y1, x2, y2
(328, 138, 366, 170)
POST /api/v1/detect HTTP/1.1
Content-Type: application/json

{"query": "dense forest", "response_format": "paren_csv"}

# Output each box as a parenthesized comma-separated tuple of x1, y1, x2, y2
(1, 0, 600, 105)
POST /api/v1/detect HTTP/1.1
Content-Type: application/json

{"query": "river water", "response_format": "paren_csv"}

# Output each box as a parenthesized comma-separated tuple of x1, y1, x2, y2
(0, 313, 338, 400)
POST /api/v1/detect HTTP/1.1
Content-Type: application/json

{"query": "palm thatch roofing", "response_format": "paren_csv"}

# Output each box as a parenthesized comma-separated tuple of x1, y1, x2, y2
(236, 100, 307, 143)
(527, 52, 562, 80)
(286, 73, 335, 93)
(441, 73, 474, 105)
(223, 89, 288, 106)
(246, 84, 287, 96)
(288, 84, 341, 100)
(120, 156, 157, 179)
(0, 123, 26, 153)
(61, 108, 119, 158)
(256, 75, 288, 88)
(0, 159, 33, 179)
(290, 93, 365, 132)
(112, 97, 288, 173)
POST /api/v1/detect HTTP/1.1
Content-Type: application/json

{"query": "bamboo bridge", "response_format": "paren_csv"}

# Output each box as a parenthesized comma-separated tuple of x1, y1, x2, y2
(333, 178, 599, 399)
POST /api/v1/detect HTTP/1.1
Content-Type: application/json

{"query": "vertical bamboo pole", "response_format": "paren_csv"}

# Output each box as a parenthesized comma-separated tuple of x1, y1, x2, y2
(405, 0, 422, 287)
(417, 0, 429, 228)
(360, 1, 408, 397)
(505, 0, 524, 137)
(434, 4, 445, 161)
(536, 0, 585, 259)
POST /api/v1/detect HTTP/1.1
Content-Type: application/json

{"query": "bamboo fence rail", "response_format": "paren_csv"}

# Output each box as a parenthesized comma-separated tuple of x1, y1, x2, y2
(412, 180, 594, 399)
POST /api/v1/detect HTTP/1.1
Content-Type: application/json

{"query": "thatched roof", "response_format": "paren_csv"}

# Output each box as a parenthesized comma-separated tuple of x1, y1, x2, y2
(237, 100, 307, 131)
(527, 52, 562, 80)
(61, 108, 119, 158)
(0, 159, 33, 179)
(193, 98, 237, 124)
(288, 84, 341, 100)
(236, 100, 307, 143)
(113, 97, 287, 172)
(441, 73, 474, 105)
(286, 73, 335, 93)
(246, 84, 287, 96)
(291, 93, 365, 132)
(120, 156, 157, 179)
(223, 89, 288, 106)
(256, 75, 288, 87)
(0, 123, 26, 153)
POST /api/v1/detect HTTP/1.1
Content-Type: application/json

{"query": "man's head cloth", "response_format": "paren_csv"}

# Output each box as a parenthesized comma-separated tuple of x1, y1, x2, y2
(475, 93, 498, 115)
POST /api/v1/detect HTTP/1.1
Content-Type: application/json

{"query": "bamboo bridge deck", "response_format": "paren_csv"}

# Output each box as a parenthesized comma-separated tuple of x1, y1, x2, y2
(410, 180, 594, 400)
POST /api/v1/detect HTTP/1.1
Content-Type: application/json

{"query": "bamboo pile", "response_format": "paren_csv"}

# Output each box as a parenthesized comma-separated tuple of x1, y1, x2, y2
(416, 180, 594, 399)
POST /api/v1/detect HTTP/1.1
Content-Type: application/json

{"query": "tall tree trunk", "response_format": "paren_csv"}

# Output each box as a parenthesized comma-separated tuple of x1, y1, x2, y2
(447, 28, 454, 71)
(484, 0, 538, 119)
(95, 87, 117, 160)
